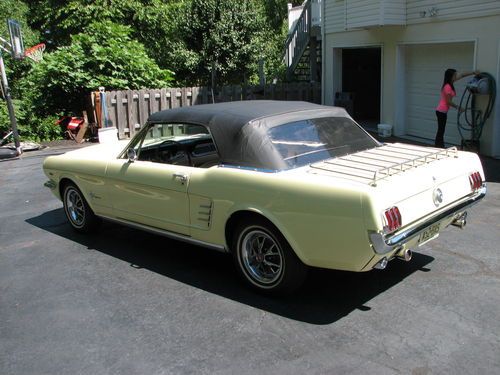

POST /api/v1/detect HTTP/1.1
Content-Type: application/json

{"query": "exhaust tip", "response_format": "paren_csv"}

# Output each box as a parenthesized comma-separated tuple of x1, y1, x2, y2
(396, 248, 412, 262)
(403, 249, 412, 262)
(451, 212, 467, 229)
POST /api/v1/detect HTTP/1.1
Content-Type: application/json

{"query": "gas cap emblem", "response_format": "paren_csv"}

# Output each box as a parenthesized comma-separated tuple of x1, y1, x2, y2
(433, 188, 443, 206)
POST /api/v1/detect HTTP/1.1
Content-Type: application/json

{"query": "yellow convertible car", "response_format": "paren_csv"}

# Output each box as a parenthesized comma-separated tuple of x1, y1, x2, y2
(43, 101, 486, 294)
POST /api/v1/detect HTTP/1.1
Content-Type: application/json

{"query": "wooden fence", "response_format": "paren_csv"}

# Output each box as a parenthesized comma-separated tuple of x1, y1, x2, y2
(91, 83, 321, 139)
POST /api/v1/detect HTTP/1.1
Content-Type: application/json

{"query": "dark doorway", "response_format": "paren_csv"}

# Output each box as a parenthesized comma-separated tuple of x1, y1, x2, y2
(341, 48, 381, 126)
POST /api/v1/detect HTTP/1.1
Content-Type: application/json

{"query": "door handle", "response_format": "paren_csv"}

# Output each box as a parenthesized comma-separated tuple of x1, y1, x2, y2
(173, 173, 188, 184)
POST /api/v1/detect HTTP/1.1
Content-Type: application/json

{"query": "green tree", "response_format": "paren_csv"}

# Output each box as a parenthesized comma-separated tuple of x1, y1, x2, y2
(27, 0, 147, 47)
(169, 0, 264, 85)
(23, 20, 173, 117)
(26, 0, 291, 86)
(260, 0, 293, 31)
(132, 0, 185, 69)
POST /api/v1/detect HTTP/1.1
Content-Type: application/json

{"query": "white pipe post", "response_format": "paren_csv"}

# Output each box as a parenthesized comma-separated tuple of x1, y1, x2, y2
(0, 51, 22, 155)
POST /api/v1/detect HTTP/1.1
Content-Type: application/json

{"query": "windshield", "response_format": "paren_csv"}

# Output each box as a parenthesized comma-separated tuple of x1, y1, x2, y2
(268, 117, 379, 168)
(120, 122, 210, 157)
(140, 123, 209, 148)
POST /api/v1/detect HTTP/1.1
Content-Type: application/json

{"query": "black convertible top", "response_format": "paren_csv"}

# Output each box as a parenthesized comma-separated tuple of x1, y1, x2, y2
(147, 101, 351, 170)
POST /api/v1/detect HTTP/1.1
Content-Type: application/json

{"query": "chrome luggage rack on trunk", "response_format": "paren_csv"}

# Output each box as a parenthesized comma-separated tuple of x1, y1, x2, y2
(309, 143, 458, 186)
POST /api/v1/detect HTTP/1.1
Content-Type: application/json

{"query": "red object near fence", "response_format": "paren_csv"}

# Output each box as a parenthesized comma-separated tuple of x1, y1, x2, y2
(56, 116, 84, 131)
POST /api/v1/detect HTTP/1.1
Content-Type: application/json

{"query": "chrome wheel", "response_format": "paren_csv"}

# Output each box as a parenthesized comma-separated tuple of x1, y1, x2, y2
(62, 183, 100, 233)
(240, 229, 284, 285)
(64, 187, 86, 228)
(232, 218, 308, 294)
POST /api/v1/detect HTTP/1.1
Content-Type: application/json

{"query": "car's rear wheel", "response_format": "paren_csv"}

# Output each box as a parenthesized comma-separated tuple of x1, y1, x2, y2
(62, 183, 100, 233)
(232, 218, 307, 295)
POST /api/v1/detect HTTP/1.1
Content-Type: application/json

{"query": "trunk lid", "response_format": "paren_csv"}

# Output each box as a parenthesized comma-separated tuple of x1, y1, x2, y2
(307, 143, 483, 226)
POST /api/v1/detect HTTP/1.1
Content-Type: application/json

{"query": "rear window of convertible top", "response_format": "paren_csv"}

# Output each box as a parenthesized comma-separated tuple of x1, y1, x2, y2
(268, 117, 378, 169)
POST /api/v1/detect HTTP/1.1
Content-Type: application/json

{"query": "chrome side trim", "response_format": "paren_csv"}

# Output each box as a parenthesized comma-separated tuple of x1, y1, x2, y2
(370, 185, 486, 254)
(220, 164, 279, 173)
(44, 180, 57, 190)
(98, 215, 227, 253)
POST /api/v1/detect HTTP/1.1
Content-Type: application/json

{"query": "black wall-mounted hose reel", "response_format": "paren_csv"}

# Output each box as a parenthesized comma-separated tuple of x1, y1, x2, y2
(457, 72, 496, 153)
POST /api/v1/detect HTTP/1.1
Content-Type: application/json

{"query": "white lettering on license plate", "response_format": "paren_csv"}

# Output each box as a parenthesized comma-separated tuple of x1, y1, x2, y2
(418, 223, 441, 246)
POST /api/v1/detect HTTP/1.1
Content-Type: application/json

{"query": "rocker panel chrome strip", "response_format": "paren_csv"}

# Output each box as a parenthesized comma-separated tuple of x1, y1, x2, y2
(98, 215, 227, 253)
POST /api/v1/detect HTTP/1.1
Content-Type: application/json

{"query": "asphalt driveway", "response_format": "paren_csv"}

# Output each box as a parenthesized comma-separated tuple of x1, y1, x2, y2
(1, 144, 499, 374)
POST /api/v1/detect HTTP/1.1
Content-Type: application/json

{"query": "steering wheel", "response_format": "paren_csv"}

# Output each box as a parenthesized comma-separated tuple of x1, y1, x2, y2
(156, 139, 192, 165)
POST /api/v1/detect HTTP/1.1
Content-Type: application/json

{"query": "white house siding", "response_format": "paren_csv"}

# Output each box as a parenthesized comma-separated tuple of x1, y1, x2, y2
(407, 0, 500, 23)
(383, 0, 407, 25)
(322, 11, 500, 157)
(324, 0, 345, 34)
(324, 0, 500, 31)
(346, 0, 381, 28)
(324, 0, 406, 31)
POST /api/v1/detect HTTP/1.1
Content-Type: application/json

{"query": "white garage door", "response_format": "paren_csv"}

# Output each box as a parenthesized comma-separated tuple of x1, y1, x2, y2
(405, 42, 474, 145)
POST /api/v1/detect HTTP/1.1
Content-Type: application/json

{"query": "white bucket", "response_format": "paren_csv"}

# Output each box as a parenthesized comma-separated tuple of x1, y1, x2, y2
(98, 127, 118, 144)
(377, 123, 392, 138)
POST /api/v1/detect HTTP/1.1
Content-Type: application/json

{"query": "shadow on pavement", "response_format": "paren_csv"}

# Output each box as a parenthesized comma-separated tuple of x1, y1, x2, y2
(27, 208, 434, 325)
(479, 156, 500, 183)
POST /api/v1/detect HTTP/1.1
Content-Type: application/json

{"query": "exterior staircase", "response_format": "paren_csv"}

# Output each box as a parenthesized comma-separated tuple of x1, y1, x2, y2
(284, 0, 322, 82)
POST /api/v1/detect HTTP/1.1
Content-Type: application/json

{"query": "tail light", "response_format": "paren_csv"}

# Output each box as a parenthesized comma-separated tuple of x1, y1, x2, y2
(469, 171, 483, 191)
(383, 206, 402, 233)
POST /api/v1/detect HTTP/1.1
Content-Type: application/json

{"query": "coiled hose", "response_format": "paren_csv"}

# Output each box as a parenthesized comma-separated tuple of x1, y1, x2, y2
(457, 72, 496, 143)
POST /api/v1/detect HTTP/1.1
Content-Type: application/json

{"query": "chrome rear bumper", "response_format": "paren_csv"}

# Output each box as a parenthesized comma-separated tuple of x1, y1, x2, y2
(370, 185, 486, 255)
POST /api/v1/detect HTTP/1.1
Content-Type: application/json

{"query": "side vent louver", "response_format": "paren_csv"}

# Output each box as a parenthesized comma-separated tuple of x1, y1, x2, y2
(198, 203, 213, 228)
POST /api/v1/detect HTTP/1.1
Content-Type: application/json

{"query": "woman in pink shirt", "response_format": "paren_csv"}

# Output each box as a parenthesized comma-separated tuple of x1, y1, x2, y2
(435, 68, 478, 148)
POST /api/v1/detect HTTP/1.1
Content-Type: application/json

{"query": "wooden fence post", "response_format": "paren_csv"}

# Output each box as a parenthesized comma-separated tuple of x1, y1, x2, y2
(181, 87, 187, 107)
(125, 90, 133, 137)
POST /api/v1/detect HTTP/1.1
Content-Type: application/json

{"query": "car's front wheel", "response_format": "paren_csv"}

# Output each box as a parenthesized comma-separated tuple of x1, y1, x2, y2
(232, 218, 307, 295)
(62, 182, 100, 233)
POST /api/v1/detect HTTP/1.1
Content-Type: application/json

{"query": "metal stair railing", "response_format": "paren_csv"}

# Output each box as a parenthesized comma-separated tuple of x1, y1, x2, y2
(284, 0, 311, 80)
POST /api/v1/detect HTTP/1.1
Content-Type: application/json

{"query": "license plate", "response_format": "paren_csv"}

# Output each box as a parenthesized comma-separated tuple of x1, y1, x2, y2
(418, 223, 441, 246)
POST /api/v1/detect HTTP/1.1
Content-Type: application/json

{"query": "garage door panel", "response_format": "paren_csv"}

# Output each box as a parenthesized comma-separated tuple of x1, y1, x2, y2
(407, 95, 436, 108)
(407, 117, 438, 140)
(405, 42, 474, 145)
(407, 111, 440, 124)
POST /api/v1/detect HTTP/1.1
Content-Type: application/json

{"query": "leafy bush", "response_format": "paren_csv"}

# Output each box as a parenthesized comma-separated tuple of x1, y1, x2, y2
(0, 101, 62, 142)
(20, 115, 62, 141)
(22, 21, 173, 117)
(0, 99, 25, 137)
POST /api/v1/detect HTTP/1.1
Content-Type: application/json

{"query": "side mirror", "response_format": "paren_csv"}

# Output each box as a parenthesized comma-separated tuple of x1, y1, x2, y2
(127, 148, 137, 162)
